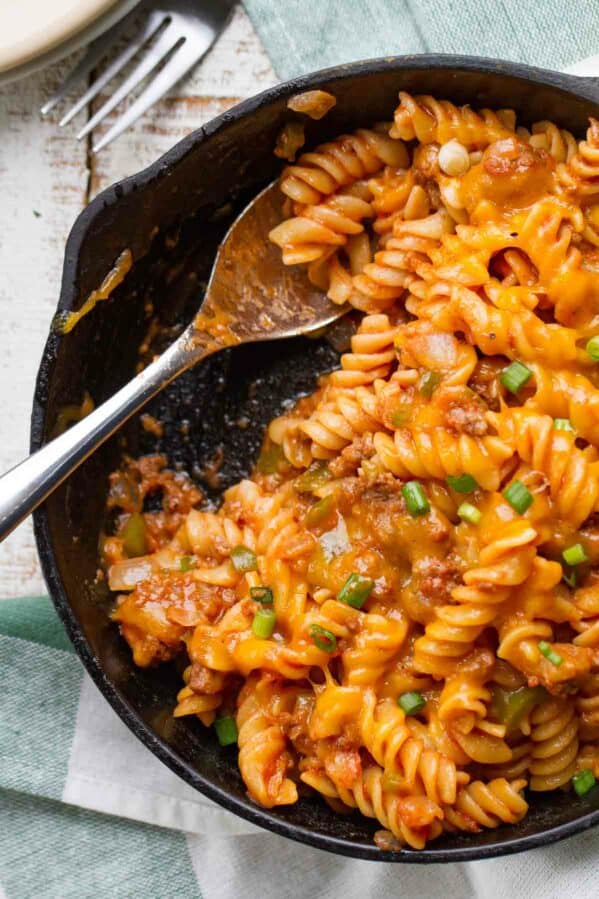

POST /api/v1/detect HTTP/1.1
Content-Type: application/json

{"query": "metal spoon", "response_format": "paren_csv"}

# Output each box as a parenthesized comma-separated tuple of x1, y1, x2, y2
(0, 182, 346, 542)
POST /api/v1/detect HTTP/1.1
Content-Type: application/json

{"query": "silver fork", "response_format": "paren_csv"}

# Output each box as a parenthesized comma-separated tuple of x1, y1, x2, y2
(40, 0, 236, 153)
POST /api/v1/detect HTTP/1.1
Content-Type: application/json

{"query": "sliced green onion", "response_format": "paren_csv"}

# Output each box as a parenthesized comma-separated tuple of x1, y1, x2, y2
(214, 715, 238, 747)
(572, 769, 596, 797)
(503, 480, 533, 514)
(391, 408, 412, 428)
(309, 623, 337, 653)
(457, 502, 482, 525)
(554, 418, 575, 432)
(586, 335, 599, 361)
(402, 481, 430, 517)
(419, 370, 441, 399)
(337, 573, 374, 609)
(122, 512, 147, 558)
(231, 545, 258, 572)
(252, 608, 276, 639)
(538, 640, 563, 667)
(398, 691, 426, 715)
(563, 568, 578, 589)
(500, 360, 532, 394)
(250, 586, 274, 605)
(447, 473, 478, 494)
(180, 555, 196, 572)
(562, 543, 589, 566)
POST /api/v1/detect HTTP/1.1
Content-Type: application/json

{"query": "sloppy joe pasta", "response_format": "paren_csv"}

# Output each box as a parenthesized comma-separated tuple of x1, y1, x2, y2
(105, 92, 599, 850)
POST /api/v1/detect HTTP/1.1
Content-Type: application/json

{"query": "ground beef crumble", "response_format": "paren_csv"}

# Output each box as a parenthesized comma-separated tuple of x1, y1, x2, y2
(444, 395, 489, 436)
(328, 434, 375, 479)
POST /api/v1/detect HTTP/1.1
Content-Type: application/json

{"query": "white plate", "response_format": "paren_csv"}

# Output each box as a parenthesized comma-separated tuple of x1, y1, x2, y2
(0, 0, 141, 86)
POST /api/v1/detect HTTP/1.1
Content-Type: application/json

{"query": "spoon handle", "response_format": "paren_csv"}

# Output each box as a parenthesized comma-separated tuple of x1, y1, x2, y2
(0, 334, 215, 544)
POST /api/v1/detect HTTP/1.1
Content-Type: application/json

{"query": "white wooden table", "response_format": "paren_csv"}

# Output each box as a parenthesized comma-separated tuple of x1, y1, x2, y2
(0, 5, 276, 598)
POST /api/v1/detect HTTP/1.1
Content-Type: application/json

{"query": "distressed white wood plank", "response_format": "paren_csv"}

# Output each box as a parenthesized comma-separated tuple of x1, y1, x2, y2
(0, 6, 273, 598)
(90, 94, 243, 196)
(0, 52, 90, 598)
(176, 4, 277, 99)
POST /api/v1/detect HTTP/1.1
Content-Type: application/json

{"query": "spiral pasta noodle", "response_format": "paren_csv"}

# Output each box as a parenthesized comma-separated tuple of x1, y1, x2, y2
(372, 426, 512, 492)
(414, 501, 538, 676)
(291, 386, 378, 461)
(421, 283, 581, 368)
(338, 611, 407, 685)
(359, 692, 465, 805)
(107, 96, 599, 853)
(279, 128, 408, 205)
(576, 673, 599, 743)
(527, 366, 599, 445)
(390, 92, 515, 148)
(529, 697, 579, 791)
(368, 167, 431, 234)
(269, 191, 374, 265)
(527, 120, 578, 163)
(573, 583, 599, 650)
(487, 407, 599, 527)
(480, 738, 534, 782)
(237, 676, 298, 807)
(350, 210, 455, 309)
(443, 778, 528, 832)
(173, 664, 224, 725)
(559, 118, 599, 198)
(328, 313, 400, 387)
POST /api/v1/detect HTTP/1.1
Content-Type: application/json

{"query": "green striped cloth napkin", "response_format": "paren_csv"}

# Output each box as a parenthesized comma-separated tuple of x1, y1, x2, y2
(242, 0, 599, 79)
(5, 2, 599, 896)
(2, 597, 599, 898)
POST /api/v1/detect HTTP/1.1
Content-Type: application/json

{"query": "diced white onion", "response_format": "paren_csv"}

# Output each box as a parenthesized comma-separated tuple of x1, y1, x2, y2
(108, 556, 153, 591)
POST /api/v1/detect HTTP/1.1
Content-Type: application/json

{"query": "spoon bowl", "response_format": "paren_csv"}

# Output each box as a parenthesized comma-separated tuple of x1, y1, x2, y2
(196, 181, 346, 347)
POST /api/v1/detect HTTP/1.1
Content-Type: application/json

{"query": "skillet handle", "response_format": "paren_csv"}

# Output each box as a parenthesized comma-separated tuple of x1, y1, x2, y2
(561, 57, 599, 100)
(0, 333, 217, 544)
(564, 56, 599, 78)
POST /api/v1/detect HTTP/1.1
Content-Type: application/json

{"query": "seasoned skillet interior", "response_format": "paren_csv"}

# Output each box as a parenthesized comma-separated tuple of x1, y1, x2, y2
(33, 60, 599, 860)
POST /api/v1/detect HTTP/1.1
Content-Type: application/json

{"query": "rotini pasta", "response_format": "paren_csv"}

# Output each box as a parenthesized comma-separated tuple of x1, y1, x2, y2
(268, 190, 374, 265)
(529, 696, 579, 791)
(278, 127, 408, 205)
(390, 93, 514, 148)
(559, 118, 599, 198)
(237, 675, 298, 807)
(105, 94, 599, 853)
(443, 778, 528, 833)
(301, 762, 444, 849)
(487, 407, 599, 527)
(526, 120, 578, 163)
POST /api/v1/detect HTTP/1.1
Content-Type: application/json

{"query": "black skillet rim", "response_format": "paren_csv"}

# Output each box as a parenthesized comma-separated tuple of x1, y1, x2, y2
(31, 53, 599, 862)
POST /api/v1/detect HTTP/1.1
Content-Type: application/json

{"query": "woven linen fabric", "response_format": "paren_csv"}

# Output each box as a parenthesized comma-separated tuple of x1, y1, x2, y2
(5, 1, 599, 895)
(242, 0, 599, 80)
(2, 598, 599, 899)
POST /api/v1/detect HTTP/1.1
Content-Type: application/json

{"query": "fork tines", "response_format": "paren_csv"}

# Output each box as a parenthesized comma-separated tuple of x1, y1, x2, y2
(41, 0, 234, 152)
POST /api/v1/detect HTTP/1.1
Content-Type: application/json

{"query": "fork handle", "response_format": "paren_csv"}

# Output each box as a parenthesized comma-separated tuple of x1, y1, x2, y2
(0, 335, 216, 544)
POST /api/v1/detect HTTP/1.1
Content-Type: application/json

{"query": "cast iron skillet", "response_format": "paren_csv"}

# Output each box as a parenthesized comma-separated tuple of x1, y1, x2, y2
(31, 55, 599, 862)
